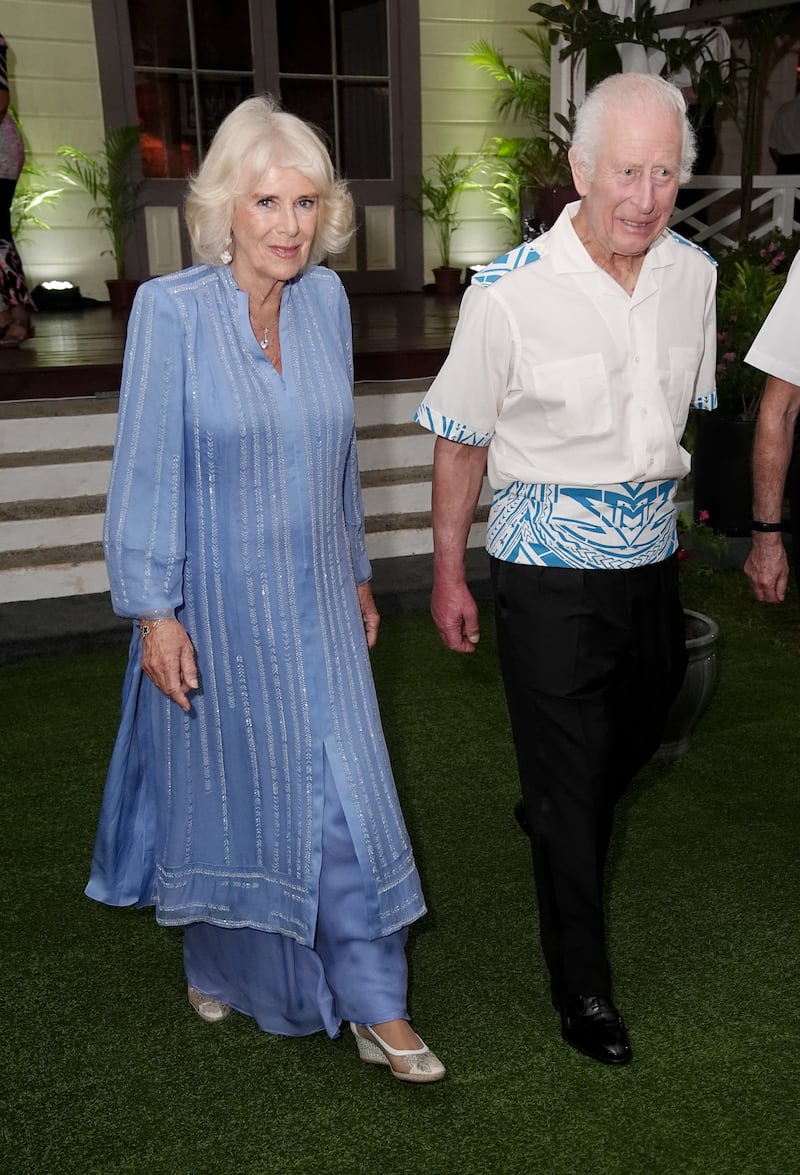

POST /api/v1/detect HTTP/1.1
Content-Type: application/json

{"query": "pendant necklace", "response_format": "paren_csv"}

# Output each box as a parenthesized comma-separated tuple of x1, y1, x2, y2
(250, 313, 279, 350)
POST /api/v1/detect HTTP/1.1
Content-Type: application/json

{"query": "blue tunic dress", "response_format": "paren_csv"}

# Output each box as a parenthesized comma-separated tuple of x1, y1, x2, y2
(86, 264, 426, 963)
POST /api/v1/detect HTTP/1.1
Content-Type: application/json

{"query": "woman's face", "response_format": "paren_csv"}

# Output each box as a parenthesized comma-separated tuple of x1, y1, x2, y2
(230, 165, 319, 291)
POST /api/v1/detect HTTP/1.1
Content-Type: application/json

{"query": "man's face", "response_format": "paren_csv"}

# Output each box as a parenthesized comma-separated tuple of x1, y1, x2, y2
(569, 102, 683, 261)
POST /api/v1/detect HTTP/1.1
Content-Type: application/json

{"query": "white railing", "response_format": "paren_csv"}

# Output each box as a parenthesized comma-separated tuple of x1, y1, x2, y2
(669, 175, 800, 248)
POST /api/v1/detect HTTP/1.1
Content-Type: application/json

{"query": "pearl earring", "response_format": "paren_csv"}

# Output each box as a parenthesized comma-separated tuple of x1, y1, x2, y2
(220, 241, 233, 265)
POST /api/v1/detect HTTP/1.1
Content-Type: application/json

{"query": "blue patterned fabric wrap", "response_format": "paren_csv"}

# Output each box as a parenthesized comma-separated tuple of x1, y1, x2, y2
(87, 263, 425, 943)
(486, 479, 678, 568)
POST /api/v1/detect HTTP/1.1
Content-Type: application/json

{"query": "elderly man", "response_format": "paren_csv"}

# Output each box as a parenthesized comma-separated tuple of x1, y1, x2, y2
(744, 251, 800, 603)
(415, 73, 717, 1065)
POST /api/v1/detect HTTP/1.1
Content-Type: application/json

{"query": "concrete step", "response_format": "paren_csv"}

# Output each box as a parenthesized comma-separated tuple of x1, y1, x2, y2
(0, 379, 496, 604)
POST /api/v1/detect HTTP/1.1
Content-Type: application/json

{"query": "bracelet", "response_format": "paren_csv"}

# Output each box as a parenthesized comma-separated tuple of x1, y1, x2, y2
(750, 520, 783, 533)
(139, 617, 170, 638)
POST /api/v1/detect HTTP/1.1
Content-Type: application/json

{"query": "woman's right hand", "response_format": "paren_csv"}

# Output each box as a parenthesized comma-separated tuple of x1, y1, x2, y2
(139, 619, 199, 712)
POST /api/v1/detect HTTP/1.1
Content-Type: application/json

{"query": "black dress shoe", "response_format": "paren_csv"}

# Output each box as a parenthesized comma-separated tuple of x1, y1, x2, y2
(513, 798, 532, 838)
(558, 994, 632, 1065)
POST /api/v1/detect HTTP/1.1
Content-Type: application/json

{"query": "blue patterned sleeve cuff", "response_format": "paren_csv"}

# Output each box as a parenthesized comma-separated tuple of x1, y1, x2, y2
(414, 403, 492, 447)
(693, 388, 717, 411)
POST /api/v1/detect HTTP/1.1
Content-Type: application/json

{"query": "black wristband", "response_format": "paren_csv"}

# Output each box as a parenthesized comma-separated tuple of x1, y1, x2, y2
(750, 520, 783, 532)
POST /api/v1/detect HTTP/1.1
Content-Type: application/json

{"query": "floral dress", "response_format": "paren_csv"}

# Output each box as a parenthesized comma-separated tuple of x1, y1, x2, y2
(0, 32, 34, 313)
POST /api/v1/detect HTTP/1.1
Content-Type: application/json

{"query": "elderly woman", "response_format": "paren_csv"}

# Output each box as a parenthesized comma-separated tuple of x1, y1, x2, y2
(86, 96, 444, 1084)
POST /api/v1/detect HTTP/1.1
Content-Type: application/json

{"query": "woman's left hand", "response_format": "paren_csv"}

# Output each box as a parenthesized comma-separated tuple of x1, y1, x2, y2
(357, 582, 380, 649)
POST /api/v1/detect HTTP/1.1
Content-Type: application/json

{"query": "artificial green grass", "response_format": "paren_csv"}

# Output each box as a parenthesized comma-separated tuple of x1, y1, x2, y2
(4, 566, 800, 1174)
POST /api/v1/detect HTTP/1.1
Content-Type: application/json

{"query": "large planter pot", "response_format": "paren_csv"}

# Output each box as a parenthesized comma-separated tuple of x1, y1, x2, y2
(692, 414, 755, 537)
(657, 608, 720, 758)
(432, 266, 462, 296)
(106, 277, 140, 317)
(520, 183, 578, 241)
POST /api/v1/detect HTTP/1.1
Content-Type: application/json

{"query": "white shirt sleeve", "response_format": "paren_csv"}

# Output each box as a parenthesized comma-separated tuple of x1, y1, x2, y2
(745, 251, 800, 387)
(415, 285, 515, 447)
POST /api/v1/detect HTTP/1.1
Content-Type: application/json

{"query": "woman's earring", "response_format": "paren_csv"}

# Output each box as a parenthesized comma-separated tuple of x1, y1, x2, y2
(220, 241, 233, 265)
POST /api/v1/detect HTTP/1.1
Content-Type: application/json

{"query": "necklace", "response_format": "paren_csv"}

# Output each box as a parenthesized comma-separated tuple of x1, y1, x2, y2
(249, 312, 280, 350)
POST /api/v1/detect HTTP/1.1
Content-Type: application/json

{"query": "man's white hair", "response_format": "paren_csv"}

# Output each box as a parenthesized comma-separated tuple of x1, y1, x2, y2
(571, 72, 697, 184)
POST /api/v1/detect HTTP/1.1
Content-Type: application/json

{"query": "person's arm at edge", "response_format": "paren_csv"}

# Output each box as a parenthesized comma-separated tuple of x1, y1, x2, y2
(430, 436, 488, 653)
(744, 374, 800, 602)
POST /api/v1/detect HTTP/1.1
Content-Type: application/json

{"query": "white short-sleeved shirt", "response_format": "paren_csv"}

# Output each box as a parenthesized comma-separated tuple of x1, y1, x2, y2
(415, 204, 717, 569)
(745, 250, 800, 387)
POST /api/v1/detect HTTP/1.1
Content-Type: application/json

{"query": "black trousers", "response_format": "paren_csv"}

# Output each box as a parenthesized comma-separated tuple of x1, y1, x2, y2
(491, 554, 686, 998)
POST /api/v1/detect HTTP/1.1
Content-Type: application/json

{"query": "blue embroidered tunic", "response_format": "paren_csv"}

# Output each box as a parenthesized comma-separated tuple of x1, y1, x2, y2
(86, 263, 426, 944)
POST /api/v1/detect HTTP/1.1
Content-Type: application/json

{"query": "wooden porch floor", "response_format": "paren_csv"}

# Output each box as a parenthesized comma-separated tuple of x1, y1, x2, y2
(0, 291, 463, 401)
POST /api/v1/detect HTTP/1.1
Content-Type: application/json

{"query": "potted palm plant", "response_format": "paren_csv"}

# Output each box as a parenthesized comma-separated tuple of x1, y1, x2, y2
(57, 125, 144, 314)
(414, 150, 477, 295)
(468, 29, 576, 246)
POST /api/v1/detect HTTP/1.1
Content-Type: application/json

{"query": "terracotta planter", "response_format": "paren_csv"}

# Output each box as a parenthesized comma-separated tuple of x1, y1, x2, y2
(105, 278, 140, 317)
(657, 608, 720, 758)
(432, 266, 462, 296)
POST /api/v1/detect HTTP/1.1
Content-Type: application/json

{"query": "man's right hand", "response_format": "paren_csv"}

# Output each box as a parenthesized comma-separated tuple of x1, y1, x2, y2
(431, 579, 481, 652)
(744, 534, 790, 603)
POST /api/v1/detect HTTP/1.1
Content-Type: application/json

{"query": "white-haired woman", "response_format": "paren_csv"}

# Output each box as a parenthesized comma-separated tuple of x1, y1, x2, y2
(86, 96, 444, 1083)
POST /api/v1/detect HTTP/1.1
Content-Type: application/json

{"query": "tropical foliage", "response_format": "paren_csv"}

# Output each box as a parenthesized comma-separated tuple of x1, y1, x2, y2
(468, 28, 572, 246)
(57, 125, 144, 280)
(9, 109, 62, 241)
(413, 150, 477, 269)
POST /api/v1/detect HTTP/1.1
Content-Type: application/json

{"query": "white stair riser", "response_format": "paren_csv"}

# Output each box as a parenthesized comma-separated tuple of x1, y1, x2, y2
(362, 478, 491, 516)
(0, 414, 116, 455)
(355, 390, 422, 428)
(0, 462, 112, 503)
(2, 400, 426, 456)
(358, 432, 433, 471)
(366, 522, 486, 562)
(2, 481, 491, 550)
(0, 387, 459, 602)
(0, 560, 110, 604)
(0, 514, 105, 553)
(0, 521, 488, 604)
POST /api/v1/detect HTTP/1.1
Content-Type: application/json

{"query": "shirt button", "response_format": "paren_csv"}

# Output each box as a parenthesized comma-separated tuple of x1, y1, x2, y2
(634, 355, 640, 363)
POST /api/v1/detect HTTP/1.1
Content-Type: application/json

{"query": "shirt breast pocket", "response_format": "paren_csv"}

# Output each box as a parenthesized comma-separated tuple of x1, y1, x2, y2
(532, 353, 612, 438)
(668, 346, 702, 406)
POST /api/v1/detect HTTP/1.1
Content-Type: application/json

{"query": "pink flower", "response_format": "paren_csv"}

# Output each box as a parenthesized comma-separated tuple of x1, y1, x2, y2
(698, 509, 710, 522)
(677, 546, 690, 561)
(723, 351, 736, 362)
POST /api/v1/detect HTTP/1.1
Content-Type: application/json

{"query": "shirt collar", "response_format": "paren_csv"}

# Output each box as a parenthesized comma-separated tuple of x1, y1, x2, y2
(548, 200, 675, 277)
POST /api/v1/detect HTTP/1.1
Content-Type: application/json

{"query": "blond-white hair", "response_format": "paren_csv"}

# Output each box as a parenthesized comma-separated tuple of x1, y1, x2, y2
(185, 94, 354, 267)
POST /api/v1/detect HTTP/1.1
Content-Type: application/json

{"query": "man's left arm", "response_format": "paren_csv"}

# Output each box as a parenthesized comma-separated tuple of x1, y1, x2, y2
(744, 375, 800, 602)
